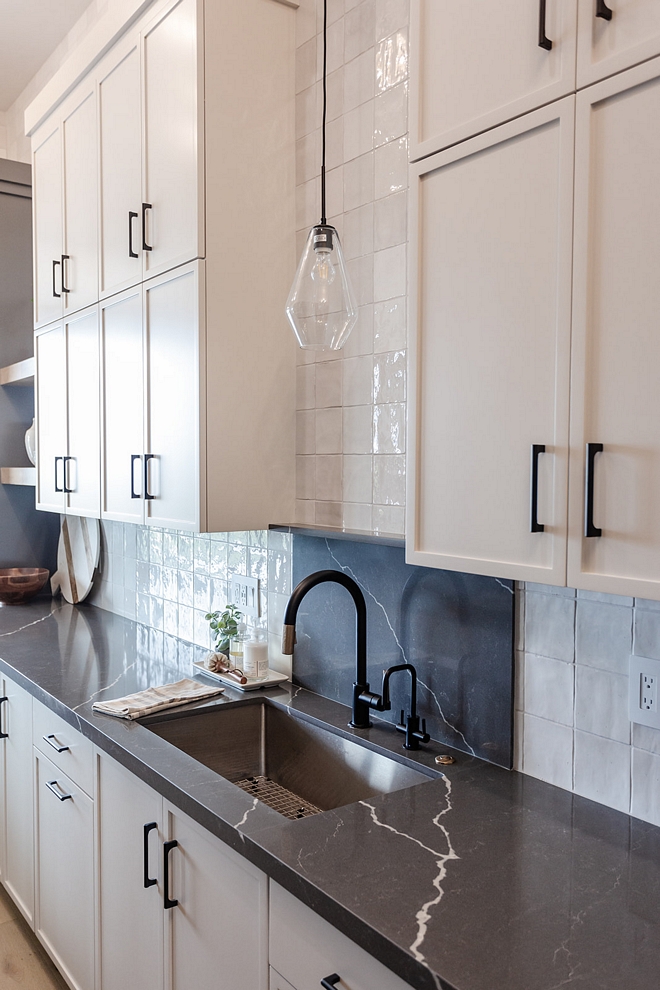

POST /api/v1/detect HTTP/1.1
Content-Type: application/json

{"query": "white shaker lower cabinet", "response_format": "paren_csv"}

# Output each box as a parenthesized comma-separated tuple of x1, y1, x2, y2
(34, 750, 95, 990)
(164, 802, 268, 990)
(407, 98, 575, 585)
(97, 753, 163, 990)
(269, 882, 414, 990)
(567, 57, 660, 599)
(0, 676, 34, 927)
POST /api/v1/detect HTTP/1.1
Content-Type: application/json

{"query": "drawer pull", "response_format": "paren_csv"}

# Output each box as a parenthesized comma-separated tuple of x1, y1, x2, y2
(61, 254, 70, 293)
(52, 259, 61, 298)
(530, 443, 546, 533)
(538, 0, 552, 50)
(144, 822, 158, 888)
(43, 733, 70, 754)
(584, 442, 603, 538)
(128, 210, 139, 258)
(131, 454, 142, 499)
(46, 779, 73, 802)
(596, 0, 613, 21)
(163, 839, 178, 909)
(320, 976, 341, 990)
(142, 203, 153, 252)
(0, 697, 8, 739)
(144, 453, 156, 500)
(54, 456, 64, 493)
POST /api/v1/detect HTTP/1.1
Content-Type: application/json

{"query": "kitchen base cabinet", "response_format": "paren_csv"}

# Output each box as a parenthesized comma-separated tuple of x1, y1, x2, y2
(270, 968, 296, 990)
(269, 882, 414, 990)
(577, 0, 660, 89)
(34, 750, 94, 990)
(165, 802, 268, 990)
(97, 753, 163, 990)
(0, 675, 34, 927)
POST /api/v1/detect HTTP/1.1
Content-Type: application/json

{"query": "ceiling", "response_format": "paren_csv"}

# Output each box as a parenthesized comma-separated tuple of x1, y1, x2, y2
(0, 0, 93, 112)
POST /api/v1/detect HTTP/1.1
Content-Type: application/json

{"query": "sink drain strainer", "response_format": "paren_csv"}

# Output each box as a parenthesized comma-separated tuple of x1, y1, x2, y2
(235, 775, 321, 820)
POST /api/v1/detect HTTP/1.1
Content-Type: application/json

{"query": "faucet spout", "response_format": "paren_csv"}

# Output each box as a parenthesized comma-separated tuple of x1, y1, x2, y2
(281, 569, 372, 729)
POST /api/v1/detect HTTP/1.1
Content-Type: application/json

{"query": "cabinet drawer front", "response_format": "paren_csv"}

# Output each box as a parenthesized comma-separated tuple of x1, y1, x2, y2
(270, 883, 414, 990)
(270, 967, 296, 990)
(33, 699, 94, 796)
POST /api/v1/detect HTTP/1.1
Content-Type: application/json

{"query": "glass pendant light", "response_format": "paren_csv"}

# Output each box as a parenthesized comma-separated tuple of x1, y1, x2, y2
(286, 0, 357, 351)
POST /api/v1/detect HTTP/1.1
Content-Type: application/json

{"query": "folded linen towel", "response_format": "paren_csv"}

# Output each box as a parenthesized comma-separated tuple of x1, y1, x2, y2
(92, 678, 223, 720)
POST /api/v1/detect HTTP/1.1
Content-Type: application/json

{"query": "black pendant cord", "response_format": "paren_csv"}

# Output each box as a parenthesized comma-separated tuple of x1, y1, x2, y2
(320, 0, 327, 225)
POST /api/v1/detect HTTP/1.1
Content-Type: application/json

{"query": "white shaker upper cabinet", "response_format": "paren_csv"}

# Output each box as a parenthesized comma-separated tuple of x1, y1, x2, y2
(410, 0, 578, 160)
(100, 286, 144, 524)
(66, 307, 101, 518)
(142, 0, 204, 279)
(98, 37, 143, 299)
(35, 322, 67, 513)
(144, 262, 202, 532)
(568, 57, 660, 599)
(32, 122, 63, 329)
(61, 82, 98, 315)
(407, 98, 575, 584)
(577, 0, 660, 88)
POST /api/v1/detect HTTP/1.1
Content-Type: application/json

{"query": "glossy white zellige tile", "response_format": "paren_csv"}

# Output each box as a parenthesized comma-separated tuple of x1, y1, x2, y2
(343, 304, 374, 358)
(295, 455, 316, 500)
(315, 500, 343, 526)
(633, 607, 660, 661)
(374, 297, 406, 353)
(315, 359, 343, 408)
(523, 714, 573, 791)
(343, 203, 374, 260)
(342, 501, 373, 531)
(343, 454, 373, 503)
(346, 254, 374, 307)
(343, 404, 373, 453)
(373, 454, 405, 505)
(326, 67, 345, 122)
(524, 592, 575, 663)
(343, 151, 374, 212)
(316, 407, 342, 454)
(373, 349, 406, 403)
(373, 402, 405, 454)
(632, 748, 660, 827)
(376, 0, 408, 42)
(524, 654, 574, 727)
(374, 244, 406, 302)
(316, 454, 343, 501)
(633, 722, 660, 756)
(374, 190, 407, 251)
(374, 81, 408, 147)
(344, 101, 375, 163)
(374, 136, 408, 199)
(344, 0, 375, 62)
(575, 600, 633, 674)
(376, 29, 408, 89)
(296, 36, 317, 94)
(296, 409, 316, 455)
(343, 355, 374, 406)
(372, 504, 404, 535)
(344, 48, 375, 112)
(574, 730, 631, 814)
(296, 363, 316, 410)
(575, 665, 630, 744)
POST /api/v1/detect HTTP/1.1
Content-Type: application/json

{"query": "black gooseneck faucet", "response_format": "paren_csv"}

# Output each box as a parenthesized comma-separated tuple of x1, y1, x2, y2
(281, 570, 373, 729)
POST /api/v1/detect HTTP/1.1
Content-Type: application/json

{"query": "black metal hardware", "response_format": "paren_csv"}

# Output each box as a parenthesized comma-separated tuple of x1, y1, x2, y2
(61, 255, 70, 293)
(143, 822, 158, 888)
(52, 259, 61, 298)
(163, 839, 178, 908)
(142, 203, 152, 251)
(584, 442, 603, 538)
(129, 211, 139, 258)
(596, 0, 613, 20)
(54, 456, 64, 493)
(282, 571, 371, 729)
(43, 733, 70, 754)
(538, 0, 552, 50)
(46, 779, 73, 802)
(63, 455, 74, 493)
(530, 444, 546, 533)
(131, 454, 141, 499)
(0, 697, 8, 739)
(144, 453, 155, 500)
(320, 977, 341, 990)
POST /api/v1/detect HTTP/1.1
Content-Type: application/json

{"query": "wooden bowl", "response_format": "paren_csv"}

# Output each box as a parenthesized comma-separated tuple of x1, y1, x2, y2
(0, 568, 50, 605)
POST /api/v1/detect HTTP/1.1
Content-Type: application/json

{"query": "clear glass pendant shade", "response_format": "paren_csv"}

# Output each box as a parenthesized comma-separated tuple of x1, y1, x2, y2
(286, 225, 358, 351)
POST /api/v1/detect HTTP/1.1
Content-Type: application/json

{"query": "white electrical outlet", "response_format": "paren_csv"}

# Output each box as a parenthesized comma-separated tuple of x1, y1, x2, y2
(230, 575, 260, 618)
(629, 655, 660, 729)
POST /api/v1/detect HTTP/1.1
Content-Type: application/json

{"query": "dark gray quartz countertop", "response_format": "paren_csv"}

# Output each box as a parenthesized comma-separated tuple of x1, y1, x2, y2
(0, 600, 659, 990)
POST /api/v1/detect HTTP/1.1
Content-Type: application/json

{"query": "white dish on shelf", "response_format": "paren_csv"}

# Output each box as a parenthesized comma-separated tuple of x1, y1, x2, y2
(193, 659, 289, 692)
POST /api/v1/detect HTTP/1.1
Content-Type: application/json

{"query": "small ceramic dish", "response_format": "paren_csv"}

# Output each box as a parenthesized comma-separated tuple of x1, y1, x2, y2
(0, 568, 49, 605)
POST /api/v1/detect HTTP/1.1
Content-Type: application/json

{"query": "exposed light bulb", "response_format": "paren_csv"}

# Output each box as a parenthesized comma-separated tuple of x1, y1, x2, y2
(286, 225, 357, 352)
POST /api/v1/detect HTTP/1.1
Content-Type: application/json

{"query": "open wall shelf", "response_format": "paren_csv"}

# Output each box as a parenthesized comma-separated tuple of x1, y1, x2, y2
(0, 357, 35, 386)
(0, 467, 36, 486)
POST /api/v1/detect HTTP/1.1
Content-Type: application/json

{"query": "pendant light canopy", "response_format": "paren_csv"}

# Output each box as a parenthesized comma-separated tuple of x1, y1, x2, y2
(286, 0, 358, 351)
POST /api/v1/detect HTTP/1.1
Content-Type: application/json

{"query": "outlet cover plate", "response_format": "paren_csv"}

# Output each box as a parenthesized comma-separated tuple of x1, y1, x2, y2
(629, 654, 660, 729)
(230, 574, 260, 618)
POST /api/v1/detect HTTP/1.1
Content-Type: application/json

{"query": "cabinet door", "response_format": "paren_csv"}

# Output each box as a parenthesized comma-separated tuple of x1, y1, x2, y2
(577, 0, 660, 88)
(407, 98, 575, 584)
(35, 751, 94, 990)
(35, 323, 67, 513)
(32, 122, 63, 328)
(66, 307, 100, 517)
(142, 0, 204, 278)
(165, 804, 268, 990)
(97, 752, 163, 990)
(62, 82, 99, 315)
(100, 286, 144, 523)
(2, 677, 34, 927)
(568, 58, 660, 599)
(410, 0, 578, 160)
(144, 263, 202, 531)
(98, 36, 143, 298)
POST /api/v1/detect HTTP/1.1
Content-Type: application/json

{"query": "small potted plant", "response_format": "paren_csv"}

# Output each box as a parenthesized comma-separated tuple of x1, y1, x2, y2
(205, 604, 243, 656)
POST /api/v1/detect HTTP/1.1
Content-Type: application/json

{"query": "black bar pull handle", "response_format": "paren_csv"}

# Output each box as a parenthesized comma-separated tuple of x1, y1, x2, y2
(144, 453, 155, 500)
(321, 976, 341, 990)
(54, 456, 64, 493)
(142, 203, 153, 252)
(596, 0, 613, 21)
(143, 822, 158, 888)
(63, 455, 74, 494)
(0, 697, 8, 739)
(530, 444, 546, 533)
(585, 443, 603, 538)
(538, 0, 552, 49)
(130, 454, 142, 499)
(163, 839, 178, 909)
(128, 211, 139, 258)
(61, 255, 70, 293)
(52, 259, 61, 298)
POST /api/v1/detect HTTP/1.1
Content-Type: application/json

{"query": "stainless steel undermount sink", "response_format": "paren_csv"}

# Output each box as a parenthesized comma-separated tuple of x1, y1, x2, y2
(145, 700, 432, 820)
